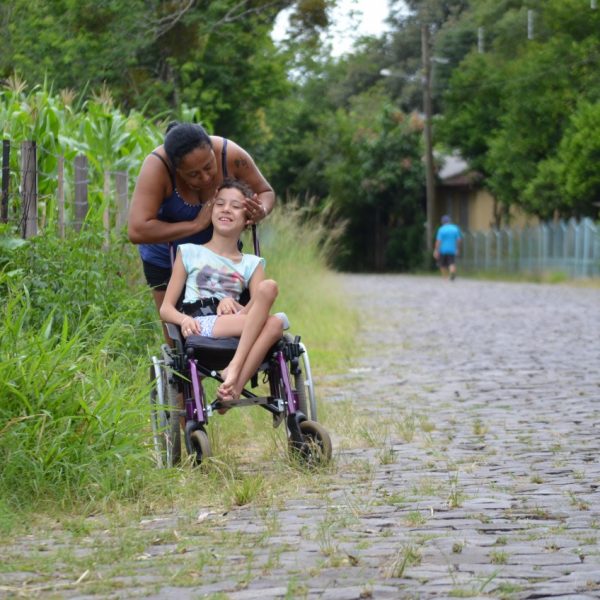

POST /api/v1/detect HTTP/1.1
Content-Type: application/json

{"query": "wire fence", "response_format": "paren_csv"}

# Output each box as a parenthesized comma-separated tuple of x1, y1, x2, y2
(461, 218, 600, 278)
(1, 140, 129, 241)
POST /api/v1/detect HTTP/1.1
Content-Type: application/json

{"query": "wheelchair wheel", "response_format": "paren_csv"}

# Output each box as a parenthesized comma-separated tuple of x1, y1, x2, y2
(289, 420, 332, 466)
(149, 349, 182, 468)
(189, 429, 212, 466)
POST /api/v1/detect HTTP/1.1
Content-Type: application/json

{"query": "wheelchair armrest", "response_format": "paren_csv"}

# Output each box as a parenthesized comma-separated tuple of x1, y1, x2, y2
(165, 322, 185, 355)
(274, 312, 290, 331)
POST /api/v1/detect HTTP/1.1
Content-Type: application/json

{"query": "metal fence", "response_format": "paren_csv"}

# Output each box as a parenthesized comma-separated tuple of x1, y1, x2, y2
(461, 218, 600, 278)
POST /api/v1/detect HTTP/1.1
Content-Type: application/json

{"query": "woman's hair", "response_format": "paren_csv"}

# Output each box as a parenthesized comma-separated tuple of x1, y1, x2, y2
(218, 177, 253, 199)
(164, 122, 212, 167)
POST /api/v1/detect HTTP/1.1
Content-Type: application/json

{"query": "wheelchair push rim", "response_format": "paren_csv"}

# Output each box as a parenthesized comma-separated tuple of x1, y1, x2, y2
(149, 349, 182, 468)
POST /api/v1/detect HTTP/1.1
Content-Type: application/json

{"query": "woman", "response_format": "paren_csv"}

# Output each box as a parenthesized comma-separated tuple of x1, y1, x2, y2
(159, 178, 283, 403)
(128, 122, 275, 314)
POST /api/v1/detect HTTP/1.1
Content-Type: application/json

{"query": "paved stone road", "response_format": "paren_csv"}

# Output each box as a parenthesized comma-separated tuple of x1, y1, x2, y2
(3, 275, 600, 599)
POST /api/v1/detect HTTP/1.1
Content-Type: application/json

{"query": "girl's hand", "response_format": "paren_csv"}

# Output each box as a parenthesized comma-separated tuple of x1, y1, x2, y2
(217, 298, 242, 315)
(180, 315, 200, 337)
(244, 193, 266, 225)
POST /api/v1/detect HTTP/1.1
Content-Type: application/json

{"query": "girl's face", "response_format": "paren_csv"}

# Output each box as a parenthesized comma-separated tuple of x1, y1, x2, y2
(212, 187, 247, 234)
(177, 145, 217, 190)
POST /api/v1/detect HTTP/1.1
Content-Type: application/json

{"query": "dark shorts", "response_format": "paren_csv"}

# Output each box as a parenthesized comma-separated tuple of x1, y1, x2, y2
(142, 260, 172, 291)
(439, 253, 456, 267)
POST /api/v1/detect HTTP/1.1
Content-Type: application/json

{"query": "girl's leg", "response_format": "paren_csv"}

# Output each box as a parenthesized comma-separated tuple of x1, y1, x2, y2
(223, 315, 283, 400)
(211, 279, 279, 398)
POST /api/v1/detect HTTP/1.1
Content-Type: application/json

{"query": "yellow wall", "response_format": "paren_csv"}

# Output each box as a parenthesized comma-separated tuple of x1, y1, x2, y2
(436, 186, 539, 232)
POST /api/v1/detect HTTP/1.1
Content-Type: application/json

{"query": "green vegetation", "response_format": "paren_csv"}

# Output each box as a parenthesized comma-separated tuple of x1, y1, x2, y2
(439, 0, 600, 219)
(3, 0, 600, 272)
(0, 199, 356, 532)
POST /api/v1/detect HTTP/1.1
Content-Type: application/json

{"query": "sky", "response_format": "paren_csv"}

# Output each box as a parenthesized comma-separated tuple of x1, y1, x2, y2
(273, 0, 403, 57)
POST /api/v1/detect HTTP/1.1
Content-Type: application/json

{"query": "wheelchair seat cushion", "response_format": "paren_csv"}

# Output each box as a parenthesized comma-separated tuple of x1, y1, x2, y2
(185, 335, 239, 371)
(184, 334, 286, 373)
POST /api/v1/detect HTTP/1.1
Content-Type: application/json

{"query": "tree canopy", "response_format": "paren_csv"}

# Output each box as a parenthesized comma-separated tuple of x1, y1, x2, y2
(2, 0, 599, 270)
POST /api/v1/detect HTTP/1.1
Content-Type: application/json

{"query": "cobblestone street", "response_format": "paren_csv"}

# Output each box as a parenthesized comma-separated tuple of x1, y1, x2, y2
(3, 275, 600, 599)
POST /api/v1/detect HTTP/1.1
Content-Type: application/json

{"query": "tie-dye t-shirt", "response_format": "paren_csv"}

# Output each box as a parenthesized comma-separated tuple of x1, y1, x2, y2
(179, 244, 265, 303)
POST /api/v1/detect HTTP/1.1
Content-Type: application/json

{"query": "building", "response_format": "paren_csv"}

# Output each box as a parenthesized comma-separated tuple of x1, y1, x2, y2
(436, 152, 537, 231)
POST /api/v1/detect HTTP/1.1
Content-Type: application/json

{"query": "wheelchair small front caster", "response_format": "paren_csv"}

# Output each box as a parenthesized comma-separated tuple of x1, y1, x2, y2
(189, 428, 212, 465)
(289, 420, 332, 466)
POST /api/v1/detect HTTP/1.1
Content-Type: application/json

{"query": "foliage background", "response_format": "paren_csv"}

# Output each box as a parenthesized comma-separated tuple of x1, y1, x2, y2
(3, 0, 598, 270)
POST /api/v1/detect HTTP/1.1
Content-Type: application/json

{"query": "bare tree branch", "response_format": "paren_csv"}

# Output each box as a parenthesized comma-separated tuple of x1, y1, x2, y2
(207, 0, 284, 33)
(144, 0, 196, 40)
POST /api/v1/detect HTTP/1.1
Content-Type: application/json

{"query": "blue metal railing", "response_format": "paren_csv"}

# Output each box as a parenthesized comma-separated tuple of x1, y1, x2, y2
(461, 218, 600, 278)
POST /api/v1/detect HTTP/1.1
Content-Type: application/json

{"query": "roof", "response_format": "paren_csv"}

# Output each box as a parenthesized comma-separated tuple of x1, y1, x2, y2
(436, 152, 481, 187)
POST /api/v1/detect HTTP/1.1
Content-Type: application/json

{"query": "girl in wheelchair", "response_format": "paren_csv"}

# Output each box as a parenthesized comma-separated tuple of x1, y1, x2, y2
(159, 178, 284, 405)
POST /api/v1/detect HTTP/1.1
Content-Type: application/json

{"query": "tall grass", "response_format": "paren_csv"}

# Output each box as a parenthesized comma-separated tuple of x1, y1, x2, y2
(0, 231, 159, 528)
(0, 204, 357, 531)
(251, 203, 358, 370)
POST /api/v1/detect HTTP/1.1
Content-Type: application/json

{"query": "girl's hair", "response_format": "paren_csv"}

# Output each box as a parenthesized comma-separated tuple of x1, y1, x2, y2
(164, 122, 212, 167)
(218, 177, 253, 199)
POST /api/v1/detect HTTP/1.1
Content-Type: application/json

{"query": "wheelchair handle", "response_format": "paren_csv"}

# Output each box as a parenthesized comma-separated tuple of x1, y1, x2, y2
(252, 224, 260, 257)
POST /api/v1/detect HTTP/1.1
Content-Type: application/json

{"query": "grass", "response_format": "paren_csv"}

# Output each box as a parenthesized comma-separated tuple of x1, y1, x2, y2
(459, 268, 600, 288)
(0, 204, 358, 534)
(384, 544, 422, 578)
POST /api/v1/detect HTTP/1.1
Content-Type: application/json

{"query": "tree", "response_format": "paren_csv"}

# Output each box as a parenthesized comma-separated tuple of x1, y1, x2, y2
(327, 105, 426, 271)
(439, 0, 600, 219)
(524, 102, 600, 217)
(0, 0, 333, 149)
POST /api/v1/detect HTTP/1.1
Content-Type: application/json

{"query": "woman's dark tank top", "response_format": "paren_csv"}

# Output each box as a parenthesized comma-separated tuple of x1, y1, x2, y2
(138, 139, 229, 268)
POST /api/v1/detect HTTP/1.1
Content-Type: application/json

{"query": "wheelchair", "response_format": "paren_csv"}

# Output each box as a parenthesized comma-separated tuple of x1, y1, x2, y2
(148, 230, 332, 468)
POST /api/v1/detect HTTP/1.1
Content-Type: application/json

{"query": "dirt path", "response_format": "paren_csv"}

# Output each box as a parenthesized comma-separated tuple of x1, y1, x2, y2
(2, 275, 600, 599)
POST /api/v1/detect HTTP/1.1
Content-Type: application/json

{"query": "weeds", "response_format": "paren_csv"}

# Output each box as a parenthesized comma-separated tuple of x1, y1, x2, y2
(383, 544, 422, 578)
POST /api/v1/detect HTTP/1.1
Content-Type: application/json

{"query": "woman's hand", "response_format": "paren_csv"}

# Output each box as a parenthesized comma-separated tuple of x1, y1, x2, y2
(244, 193, 267, 225)
(192, 198, 215, 231)
(217, 298, 242, 315)
(180, 315, 200, 337)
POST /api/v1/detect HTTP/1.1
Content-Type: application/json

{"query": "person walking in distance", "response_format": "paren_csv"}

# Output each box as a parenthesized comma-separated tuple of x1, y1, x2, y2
(433, 215, 462, 280)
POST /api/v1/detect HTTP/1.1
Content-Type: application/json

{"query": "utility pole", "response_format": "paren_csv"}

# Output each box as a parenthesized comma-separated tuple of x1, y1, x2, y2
(421, 23, 435, 254)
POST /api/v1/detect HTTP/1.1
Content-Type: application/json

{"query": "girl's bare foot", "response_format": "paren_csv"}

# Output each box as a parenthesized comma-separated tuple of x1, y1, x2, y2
(218, 364, 239, 400)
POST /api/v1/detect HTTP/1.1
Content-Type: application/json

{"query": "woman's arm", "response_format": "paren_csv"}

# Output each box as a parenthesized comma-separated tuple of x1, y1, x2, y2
(128, 152, 214, 244)
(226, 141, 275, 219)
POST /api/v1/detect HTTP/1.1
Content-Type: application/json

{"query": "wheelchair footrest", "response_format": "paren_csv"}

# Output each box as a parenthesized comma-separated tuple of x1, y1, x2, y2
(212, 396, 284, 412)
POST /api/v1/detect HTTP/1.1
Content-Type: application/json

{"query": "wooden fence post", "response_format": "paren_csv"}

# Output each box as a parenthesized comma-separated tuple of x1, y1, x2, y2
(21, 141, 37, 239)
(74, 154, 88, 232)
(57, 156, 65, 238)
(103, 170, 111, 247)
(115, 171, 129, 232)
(1, 140, 9, 224)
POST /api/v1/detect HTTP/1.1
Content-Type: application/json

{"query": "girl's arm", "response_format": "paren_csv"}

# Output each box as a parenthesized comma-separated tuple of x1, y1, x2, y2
(237, 263, 266, 315)
(159, 253, 200, 334)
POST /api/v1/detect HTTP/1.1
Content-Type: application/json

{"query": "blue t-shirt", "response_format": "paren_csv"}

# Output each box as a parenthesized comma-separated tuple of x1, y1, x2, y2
(436, 223, 462, 255)
(179, 244, 265, 303)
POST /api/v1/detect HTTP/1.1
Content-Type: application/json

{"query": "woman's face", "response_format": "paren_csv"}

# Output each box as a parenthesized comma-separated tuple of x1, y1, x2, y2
(176, 145, 217, 190)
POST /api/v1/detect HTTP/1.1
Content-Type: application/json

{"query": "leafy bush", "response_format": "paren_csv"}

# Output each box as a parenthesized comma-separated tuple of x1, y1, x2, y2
(1, 229, 156, 353)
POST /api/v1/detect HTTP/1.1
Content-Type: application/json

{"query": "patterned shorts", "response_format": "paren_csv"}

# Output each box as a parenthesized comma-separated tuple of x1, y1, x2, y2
(193, 315, 219, 338)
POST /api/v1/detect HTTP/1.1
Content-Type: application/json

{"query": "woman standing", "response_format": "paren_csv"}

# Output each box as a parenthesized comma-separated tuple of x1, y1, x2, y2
(128, 122, 275, 314)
